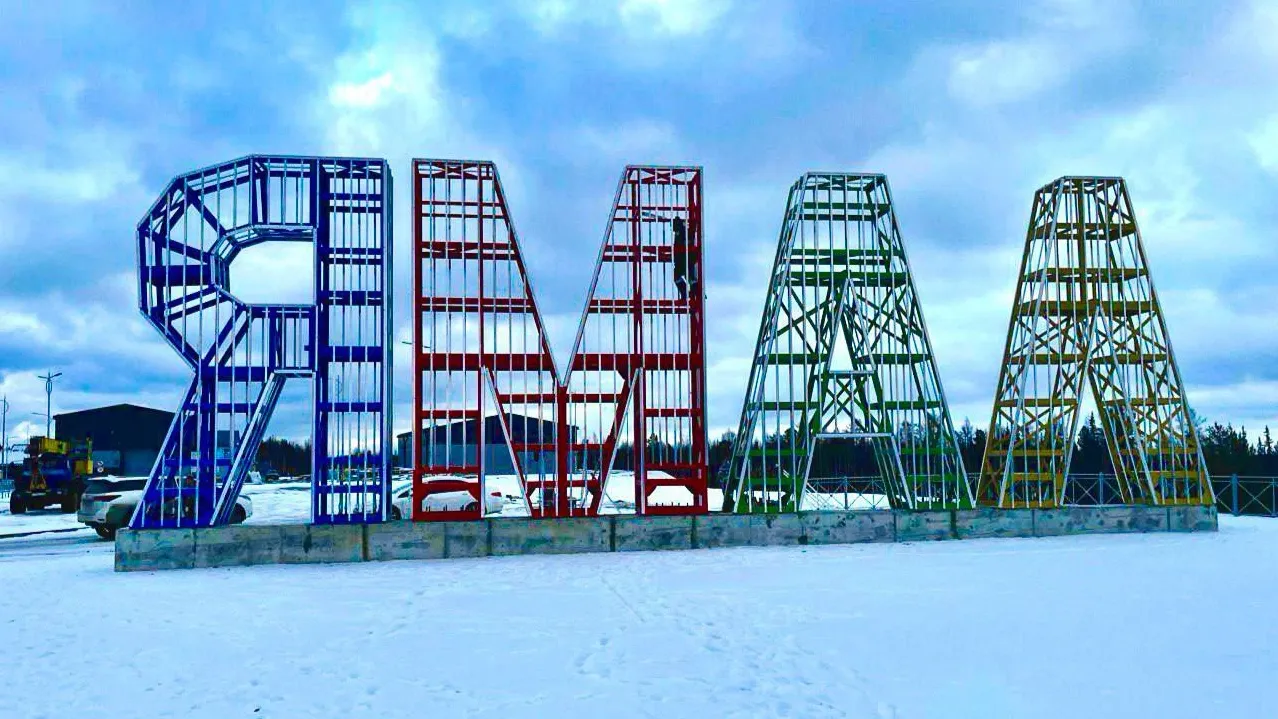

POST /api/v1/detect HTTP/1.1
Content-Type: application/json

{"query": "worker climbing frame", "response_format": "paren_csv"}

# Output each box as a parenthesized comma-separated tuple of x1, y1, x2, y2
(133, 155, 393, 528)
(978, 176, 1211, 508)
(413, 160, 709, 520)
(724, 172, 969, 513)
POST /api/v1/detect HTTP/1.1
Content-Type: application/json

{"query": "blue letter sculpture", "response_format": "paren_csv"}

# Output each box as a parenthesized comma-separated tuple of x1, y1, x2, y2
(133, 156, 392, 527)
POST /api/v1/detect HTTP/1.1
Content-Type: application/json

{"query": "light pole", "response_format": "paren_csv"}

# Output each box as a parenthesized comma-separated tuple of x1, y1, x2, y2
(1, 396, 8, 481)
(36, 371, 62, 438)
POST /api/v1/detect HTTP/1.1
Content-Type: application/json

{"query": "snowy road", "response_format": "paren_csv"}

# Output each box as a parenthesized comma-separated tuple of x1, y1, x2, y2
(0, 516, 1274, 718)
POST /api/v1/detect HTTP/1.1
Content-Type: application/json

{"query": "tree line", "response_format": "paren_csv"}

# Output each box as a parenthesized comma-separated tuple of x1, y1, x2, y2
(707, 414, 1278, 480)
(255, 437, 311, 477)
(253, 414, 1278, 482)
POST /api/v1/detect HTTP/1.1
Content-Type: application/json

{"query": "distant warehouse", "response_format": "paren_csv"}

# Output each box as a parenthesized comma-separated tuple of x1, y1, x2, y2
(54, 403, 173, 476)
(396, 414, 577, 475)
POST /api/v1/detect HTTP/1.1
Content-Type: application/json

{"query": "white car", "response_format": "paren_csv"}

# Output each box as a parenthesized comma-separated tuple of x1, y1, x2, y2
(389, 479, 504, 520)
(78, 476, 253, 540)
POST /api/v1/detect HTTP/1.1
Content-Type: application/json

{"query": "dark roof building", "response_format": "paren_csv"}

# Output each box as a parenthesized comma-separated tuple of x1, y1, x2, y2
(54, 403, 173, 476)
(396, 414, 578, 473)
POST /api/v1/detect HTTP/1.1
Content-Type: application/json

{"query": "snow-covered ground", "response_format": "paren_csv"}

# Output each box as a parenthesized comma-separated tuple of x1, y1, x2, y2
(0, 514, 1273, 718)
(0, 471, 866, 535)
(0, 474, 722, 537)
(0, 481, 321, 538)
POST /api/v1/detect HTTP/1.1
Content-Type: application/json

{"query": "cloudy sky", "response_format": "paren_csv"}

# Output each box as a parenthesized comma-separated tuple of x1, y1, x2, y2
(2, 0, 1277, 449)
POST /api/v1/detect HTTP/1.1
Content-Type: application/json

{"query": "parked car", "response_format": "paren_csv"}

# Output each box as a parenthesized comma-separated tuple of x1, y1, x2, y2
(78, 476, 253, 540)
(388, 480, 504, 520)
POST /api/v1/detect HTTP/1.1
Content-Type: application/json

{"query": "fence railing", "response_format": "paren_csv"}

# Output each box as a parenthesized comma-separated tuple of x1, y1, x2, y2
(0, 471, 1260, 516)
(1060, 474, 1127, 506)
(803, 473, 1132, 509)
(1212, 475, 1278, 518)
(803, 473, 1276, 515)
(803, 477, 895, 511)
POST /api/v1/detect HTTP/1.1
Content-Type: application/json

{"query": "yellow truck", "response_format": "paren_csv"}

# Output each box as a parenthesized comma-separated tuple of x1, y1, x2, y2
(9, 436, 94, 514)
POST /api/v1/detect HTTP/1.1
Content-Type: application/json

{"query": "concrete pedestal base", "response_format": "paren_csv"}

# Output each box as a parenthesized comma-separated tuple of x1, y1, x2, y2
(116, 505, 1218, 572)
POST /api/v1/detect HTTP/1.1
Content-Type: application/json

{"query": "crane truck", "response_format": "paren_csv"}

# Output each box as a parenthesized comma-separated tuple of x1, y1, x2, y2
(9, 436, 94, 514)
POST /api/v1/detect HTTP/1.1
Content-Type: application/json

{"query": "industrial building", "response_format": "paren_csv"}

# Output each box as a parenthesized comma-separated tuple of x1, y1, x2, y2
(54, 404, 173, 476)
(398, 414, 576, 476)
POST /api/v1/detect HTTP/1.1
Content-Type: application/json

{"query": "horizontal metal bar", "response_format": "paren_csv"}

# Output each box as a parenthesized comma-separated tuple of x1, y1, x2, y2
(420, 296, 534, 313)
(569, 353, 692, 371)
(317, 401, 384, 413)
(322, 346, 385, 362)
(647, 407, 695, 417)
(587, 298, 691, 314)
(422, 352, 553, 371)
(421, 242, 516, 260)
(319, 290, 384, 306)
(420, 408, 481, 420)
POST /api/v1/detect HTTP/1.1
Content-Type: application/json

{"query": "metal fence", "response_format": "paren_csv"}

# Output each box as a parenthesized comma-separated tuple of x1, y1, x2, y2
(803, 477, 895, 511)
(0, 478, 11, 502)
(803, 474, 1130, 510)
(804, 473, 1277, 514)
(1212, 475, 1278, 518)
(1060, 474, 1126, 506)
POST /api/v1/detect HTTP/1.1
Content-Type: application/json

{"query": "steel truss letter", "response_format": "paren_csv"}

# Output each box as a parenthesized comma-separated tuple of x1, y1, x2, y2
(724, 173, 968, 513)
(133, 156, 393, 528)
(978, 176, 1211, 508)
(413, 161, 708, 519)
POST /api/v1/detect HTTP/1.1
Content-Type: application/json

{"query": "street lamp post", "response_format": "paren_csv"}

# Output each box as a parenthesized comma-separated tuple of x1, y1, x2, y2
(36, 371, 62, 438)
(1, 396, 8, 481)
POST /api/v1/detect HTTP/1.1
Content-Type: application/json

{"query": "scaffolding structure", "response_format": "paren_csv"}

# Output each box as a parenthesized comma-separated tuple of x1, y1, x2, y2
(978, 176, 1211, 508)
(724, 173, 968, 513)
(133, 155, 393, 528)
(413, 160, 708, 519)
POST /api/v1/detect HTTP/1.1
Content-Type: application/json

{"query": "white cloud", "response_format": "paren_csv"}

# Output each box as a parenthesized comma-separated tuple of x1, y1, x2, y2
(328, 71, 396, 109)
(515, 0, 731, 38)
(570, 119, 685, 164)
(0, 125, 145, 251)
(323, 44, 449, 156)
(229, 242, 315, 305)
(0, 311, 42, 336)
(0, 293, 175, 372)
(938, 0, 1135, 109)
(618, 0, 730, 36)
(524, 0, 576, 33)
(1247, 113, 1278, 175)
(1186, 379, 1278, 429)
(0, 277, 190, 438)
(0, 156, 136, 205)
(947, 40, 1066, 107)
(1225, 0, 1278, 64)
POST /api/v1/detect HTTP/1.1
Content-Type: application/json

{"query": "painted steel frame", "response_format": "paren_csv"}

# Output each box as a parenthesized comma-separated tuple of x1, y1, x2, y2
(132, 155, 393, 528)
(978, 176, 1211, 508)
(413, 160, 708, 520)
(724, 173, 969, 513)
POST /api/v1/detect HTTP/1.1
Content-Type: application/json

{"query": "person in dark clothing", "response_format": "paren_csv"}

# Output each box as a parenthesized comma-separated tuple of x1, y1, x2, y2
(673, 217, 691, 301)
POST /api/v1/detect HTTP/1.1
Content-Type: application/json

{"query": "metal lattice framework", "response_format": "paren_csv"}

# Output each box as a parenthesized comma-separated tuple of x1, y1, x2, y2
(133, 155, 392, 528)
(413, 160, 708, 519)
(978, 176, 1211, 508)
(724, 173, 968, 513)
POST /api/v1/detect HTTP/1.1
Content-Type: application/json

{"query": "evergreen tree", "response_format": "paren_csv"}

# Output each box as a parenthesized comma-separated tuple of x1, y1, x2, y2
(1072, 414, 1113, 474)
